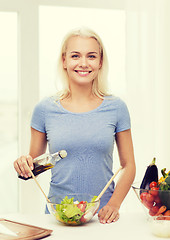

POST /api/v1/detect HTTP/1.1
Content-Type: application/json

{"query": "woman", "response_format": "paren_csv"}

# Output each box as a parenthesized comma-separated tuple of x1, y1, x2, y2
(14, 27, 136, 224)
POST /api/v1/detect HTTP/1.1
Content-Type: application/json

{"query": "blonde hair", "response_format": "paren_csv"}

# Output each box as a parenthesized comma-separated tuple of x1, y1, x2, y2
(56, 27, 109, 99)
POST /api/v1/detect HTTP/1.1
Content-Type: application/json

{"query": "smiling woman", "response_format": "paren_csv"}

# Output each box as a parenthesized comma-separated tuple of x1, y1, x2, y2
(14, 26, 136, 224)
(37, 5, 127, 215)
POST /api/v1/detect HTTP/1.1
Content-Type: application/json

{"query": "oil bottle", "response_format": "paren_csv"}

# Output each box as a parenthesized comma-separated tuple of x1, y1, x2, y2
(18, 150, 67, 180)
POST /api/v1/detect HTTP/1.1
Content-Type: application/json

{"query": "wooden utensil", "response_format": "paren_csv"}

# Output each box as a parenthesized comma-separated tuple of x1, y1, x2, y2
(25, 163, 56, 212)
(96, 166, 122, 201)
(26, 163, 51, 203)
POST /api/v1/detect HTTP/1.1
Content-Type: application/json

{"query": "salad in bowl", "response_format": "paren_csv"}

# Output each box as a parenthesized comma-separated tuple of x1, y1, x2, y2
(47, 193, 100, 225)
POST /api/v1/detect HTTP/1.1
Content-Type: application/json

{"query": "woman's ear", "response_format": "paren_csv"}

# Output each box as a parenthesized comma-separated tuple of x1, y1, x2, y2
(99, 59, 103, 69)
(62, 55, 67, 69)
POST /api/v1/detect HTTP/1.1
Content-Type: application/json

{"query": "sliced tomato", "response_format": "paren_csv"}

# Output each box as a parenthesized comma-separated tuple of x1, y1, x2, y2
(80, 211, 93, 223)
(80, 214, 87, 223)
(77, 201, 87, 212)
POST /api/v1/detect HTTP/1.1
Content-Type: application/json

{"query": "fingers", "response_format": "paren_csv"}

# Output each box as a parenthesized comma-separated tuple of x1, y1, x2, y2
(14, 155, 34, 178)
(98, 205, 120, 224)
(26, 155, 34, 170)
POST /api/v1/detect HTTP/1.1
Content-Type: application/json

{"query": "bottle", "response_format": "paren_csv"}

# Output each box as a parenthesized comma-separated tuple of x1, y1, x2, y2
(18, 150, 67, 180)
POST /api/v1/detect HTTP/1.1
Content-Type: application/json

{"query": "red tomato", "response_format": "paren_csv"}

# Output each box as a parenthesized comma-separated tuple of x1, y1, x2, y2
(140, 192, 148, 201)
(149, 209, 156, 216)
(77, 201, 87, 212)
(149, 187, 159, 197)
(149, 181, 157, 188)
(143, 200, 153, 209)
(80, 214, 87, 223)
(151, 205, 160, 214)
(79, 201, 86, 205)
(146, 193, 154, 203)
(154, 196, 161, 204)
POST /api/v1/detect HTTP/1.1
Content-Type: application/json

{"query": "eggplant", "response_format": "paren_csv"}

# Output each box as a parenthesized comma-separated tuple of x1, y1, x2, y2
(140, 157, 158, 190)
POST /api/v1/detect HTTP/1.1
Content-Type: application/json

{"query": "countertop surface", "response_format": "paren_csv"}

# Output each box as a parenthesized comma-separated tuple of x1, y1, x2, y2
(0, 211, 167, 240)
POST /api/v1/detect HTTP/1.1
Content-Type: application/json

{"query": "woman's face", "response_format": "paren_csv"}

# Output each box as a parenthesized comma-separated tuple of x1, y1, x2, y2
(62, 36, 102, 87)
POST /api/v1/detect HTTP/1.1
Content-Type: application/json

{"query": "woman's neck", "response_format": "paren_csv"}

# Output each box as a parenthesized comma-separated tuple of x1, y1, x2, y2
(60, 85, 103, 113)
(68, 82, 94, 102)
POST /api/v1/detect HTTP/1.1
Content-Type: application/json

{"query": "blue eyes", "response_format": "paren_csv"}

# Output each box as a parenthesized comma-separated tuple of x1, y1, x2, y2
(71, 55, 79, 58)
(71, 55, 96, 59)
(88, 55, 96, 59)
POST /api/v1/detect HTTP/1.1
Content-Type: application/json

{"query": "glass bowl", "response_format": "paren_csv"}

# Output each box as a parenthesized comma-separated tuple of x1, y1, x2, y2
(132, 183, 170, 238)
(47, 193, 100, 226)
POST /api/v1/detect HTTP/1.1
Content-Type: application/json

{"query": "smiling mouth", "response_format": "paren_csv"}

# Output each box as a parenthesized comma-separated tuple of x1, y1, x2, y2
(75, 70, 92, 75)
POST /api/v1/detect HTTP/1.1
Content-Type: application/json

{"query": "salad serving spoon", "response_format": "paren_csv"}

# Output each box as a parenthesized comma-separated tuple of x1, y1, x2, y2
(25, 163, 58, 213)
(96, 166, 123, 201)
(25, 162, 52, 204)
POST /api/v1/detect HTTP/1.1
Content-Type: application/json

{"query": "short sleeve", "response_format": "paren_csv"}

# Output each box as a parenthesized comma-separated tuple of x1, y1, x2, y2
(30, 100, 46, 133)
(115, 99, 131, 133)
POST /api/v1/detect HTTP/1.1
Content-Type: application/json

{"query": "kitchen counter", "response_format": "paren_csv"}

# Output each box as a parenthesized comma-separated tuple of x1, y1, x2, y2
(1, 211, 167, 240)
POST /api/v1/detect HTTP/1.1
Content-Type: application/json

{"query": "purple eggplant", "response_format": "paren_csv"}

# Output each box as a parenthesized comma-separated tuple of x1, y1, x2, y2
(140, 158, 158, 191)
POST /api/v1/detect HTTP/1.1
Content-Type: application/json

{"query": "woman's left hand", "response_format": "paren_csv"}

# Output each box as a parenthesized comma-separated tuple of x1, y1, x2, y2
(98, 204, 120, 224)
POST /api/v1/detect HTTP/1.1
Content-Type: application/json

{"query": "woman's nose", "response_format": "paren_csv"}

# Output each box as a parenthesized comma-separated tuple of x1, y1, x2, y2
(79, 56, 88, 67)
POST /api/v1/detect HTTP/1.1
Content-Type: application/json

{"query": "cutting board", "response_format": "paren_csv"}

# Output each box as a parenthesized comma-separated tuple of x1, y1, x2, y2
(0, 219, 53, 240)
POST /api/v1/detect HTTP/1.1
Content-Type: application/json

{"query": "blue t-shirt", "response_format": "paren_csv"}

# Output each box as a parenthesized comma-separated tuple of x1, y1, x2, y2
(31, 95, 131, 211)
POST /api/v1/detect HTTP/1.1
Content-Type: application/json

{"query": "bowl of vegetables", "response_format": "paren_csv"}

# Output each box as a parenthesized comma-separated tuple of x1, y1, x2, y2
(132, 183, 170, 218)
(132, 158, 170, 237)
(47, 193, 100, 225)
(132, 183, 170, 238)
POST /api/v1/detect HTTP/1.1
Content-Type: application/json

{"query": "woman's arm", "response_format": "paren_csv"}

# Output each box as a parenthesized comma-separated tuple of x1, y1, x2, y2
(29, 127, 47, 158)
(98, 129, 136, 223)
(14, 127, 47, 178)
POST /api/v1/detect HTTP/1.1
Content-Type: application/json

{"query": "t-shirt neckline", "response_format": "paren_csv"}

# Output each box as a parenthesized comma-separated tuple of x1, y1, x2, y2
(57, 98, 106, 115)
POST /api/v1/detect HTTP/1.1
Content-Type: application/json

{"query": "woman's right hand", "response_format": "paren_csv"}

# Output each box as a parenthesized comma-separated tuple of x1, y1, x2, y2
(14, 155, 34, 178)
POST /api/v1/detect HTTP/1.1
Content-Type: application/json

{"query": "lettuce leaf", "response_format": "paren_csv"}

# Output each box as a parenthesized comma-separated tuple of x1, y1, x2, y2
(64, 204, 82, 218)
(61, 196, 74, 204)
(55, 196, 83, 223)
(91, 196, 98, 202)
(85, 195, 98, 211)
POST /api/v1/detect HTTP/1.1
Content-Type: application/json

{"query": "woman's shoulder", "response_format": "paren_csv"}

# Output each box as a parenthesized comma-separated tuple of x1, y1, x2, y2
(104, 95, 127, 107)
(34, 95, 67, 115)
(34, 96, 51, 108)
(33, 96, 57, 113)
(36, 94, 60, 105)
